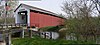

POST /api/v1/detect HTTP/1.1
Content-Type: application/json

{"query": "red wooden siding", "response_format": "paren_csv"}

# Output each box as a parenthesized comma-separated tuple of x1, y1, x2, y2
(30, 12, 64, 28)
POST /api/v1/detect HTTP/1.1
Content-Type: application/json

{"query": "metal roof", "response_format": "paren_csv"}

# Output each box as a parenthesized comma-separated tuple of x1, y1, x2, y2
(14, 3, 64, 19)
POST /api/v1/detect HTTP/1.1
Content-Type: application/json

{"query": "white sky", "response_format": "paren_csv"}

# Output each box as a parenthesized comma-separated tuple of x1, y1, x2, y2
(19, 0, 66, 14)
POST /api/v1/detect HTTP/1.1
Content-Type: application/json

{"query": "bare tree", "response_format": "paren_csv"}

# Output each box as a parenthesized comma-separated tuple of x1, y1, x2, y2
(62, 0, 96, 18)
(91, 0, 100, 14)
(0, 0, 19, 17)
(62, 0, 100, 42)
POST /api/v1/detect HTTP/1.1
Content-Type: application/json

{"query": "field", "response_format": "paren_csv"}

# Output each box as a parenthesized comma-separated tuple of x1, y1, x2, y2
(12, 36, 95, 45)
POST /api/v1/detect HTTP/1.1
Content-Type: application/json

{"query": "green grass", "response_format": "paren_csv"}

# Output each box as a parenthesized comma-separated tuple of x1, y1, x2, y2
(12, 36, 95, 45)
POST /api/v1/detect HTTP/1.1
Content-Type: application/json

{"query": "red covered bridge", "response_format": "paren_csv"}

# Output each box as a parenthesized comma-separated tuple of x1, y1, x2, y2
(14, 4, 64, 28)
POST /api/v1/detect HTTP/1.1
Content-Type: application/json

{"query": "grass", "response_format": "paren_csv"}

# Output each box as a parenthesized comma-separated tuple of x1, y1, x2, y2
(12, 36, 95, 45)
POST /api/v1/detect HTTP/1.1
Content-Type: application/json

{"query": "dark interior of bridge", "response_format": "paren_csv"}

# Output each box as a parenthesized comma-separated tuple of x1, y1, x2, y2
(18, 11, 27, 24)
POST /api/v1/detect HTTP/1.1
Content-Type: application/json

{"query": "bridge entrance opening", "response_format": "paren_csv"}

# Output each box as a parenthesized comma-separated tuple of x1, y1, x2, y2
(18, 11, 27, 24)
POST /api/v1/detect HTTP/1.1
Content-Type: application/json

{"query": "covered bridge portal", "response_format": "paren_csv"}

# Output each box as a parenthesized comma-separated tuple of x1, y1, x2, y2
(15, 4, 64, 28)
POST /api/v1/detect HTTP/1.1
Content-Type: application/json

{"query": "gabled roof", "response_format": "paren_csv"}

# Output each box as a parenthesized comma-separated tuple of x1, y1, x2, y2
(14, 3, 65, 19)
(14, 3, 57, 15)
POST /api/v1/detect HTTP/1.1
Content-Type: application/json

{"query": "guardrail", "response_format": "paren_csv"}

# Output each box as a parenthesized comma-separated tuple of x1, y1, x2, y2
(0, 24, 28, 29)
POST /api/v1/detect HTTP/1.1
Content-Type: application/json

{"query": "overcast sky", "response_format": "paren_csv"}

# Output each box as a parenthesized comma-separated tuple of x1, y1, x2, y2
(19, 0, 66, 14)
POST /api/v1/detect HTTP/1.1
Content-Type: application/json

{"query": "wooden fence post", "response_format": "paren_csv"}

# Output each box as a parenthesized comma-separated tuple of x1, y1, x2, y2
(22, 30, 24, 38)
(5, 31, 11, 45)
(29, 30, 32, 38)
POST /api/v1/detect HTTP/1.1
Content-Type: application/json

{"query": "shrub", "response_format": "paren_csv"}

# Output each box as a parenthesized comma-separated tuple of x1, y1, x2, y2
(39, 26, 63, 32)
